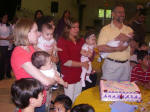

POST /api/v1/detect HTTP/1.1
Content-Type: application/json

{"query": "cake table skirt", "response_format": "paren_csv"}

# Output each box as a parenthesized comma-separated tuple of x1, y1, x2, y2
(73, 86, 150, 112)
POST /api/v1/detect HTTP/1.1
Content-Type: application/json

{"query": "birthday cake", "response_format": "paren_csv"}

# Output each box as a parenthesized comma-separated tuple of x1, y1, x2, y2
(100, 80, 141, 102)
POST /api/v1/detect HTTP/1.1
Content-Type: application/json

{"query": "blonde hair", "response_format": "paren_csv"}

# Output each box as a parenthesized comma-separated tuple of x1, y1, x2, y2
(13, 18, 35, 46)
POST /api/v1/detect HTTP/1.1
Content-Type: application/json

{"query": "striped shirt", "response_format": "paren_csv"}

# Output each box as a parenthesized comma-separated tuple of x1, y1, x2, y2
(131, 64, 150, 83)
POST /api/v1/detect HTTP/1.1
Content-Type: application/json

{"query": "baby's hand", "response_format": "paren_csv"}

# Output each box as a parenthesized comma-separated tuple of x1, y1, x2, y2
(127, 32, 134, 38)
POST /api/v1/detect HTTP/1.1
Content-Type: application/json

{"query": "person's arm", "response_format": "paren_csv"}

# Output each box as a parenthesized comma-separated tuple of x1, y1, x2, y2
(97, 44, 128, 53)
(80, 49, 92, 58)
(58, 38, 89, 70)
(22, 62, 55, 86)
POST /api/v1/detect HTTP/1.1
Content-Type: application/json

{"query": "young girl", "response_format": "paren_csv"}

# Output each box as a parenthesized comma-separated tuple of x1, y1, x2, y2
(80, 31, 96, 87)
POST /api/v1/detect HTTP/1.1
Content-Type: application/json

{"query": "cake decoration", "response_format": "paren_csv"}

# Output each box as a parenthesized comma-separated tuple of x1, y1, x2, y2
(100, 80, 142, 102)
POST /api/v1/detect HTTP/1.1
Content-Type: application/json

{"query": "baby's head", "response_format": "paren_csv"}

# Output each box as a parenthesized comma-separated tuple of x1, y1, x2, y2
(41, 23, 54, 40)
(138, 42, 148, 51)
(84, 30, 96, 46)
(11, 78, 44, 109)
(137, 50, 149, 68)
(71, 104, 95, 112)
(31, 51, 52, 70)
(54, 94, 72, 112)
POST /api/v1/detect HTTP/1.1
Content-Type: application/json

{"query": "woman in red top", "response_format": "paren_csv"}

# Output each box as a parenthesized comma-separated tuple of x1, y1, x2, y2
(57, 19, 89, 102)
(11, 18, 55, 112)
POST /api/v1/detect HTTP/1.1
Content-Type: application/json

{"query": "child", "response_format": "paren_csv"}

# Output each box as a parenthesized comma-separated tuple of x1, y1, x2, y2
(31, 51, 68, 88)
(53, 94, 72, 112)
(100, 33, 133, 59)
(130, 50, 150, 88)
(37, 23, 61, 57)
(11, 78, 44, 112)
(80, 31, 96, 87)
(71, 104, 95, 112)
(138, 42, 148, 51)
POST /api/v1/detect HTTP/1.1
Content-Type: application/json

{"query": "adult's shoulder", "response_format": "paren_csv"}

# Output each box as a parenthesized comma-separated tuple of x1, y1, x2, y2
(100, 24, 111, 32)
(103, 24, 111, 28)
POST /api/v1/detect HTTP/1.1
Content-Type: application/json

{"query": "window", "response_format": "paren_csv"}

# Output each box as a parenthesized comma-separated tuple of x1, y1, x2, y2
(98, 9, 112, 19)
(98, 9, 105, 18)
(106, 9, 111, 18)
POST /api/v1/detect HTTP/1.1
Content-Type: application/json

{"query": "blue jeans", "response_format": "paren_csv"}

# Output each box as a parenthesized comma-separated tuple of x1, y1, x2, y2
(35, 104, 46, 112)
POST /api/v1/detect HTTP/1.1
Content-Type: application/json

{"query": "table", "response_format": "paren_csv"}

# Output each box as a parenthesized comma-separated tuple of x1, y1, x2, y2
(73, 86, 150, 112)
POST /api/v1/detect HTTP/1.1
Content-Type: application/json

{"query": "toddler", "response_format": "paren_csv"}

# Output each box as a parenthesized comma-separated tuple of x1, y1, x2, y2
(31, 51, 68, 88)
(11, 78, 44, 112)
(80, 31, 96, 87)
(53, 94, 72, 112)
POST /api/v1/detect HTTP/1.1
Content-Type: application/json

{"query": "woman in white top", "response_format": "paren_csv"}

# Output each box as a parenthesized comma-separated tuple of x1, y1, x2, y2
(0, 13, 13, 80)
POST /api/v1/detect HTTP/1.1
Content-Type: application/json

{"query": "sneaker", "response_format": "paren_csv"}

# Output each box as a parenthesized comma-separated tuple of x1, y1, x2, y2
(86, 76, 92, 83)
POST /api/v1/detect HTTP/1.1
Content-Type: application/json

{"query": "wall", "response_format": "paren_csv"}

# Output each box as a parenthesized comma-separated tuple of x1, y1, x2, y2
(19, 0, 150, 32)
(21, 0, 78, 20)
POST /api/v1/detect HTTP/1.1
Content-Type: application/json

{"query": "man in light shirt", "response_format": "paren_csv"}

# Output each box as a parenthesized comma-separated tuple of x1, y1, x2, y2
(97, 4, 133, 81)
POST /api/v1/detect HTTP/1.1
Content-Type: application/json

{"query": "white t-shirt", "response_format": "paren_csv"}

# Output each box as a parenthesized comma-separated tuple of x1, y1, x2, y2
(40, 69, 55, 78)
(37, 36, 56, 52)
(0, 23, 12, 46)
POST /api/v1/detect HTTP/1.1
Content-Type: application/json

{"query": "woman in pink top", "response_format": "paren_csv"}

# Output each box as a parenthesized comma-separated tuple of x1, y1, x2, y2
(11, 18, 55, 112)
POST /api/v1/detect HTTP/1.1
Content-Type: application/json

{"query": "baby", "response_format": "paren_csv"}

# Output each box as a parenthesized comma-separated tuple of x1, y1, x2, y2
(80, 31, 96, 87)
(100, 33, 133, 59)
(37, 23, 62, 57)
(31, 51, 68, 89)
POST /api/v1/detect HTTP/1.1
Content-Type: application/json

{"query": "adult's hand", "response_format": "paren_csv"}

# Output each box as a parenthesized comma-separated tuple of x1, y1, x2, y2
(116, 33, 130, 42)
(81, 61, 89, 70)
(115, 43, 128, 52)
(22, 62, 56, 86)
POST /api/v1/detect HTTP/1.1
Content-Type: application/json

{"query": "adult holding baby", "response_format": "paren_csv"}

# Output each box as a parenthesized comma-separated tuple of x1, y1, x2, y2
(11, 18, 55, 112)
(57, 18, 89, 102)
(97, 4, 133, 81)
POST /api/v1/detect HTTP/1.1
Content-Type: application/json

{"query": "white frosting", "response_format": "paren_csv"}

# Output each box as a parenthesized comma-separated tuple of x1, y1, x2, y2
(100, 80, 141, 102)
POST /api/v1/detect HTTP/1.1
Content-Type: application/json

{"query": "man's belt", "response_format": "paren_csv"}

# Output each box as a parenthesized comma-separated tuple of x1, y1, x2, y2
(107, 58, 128, 63)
